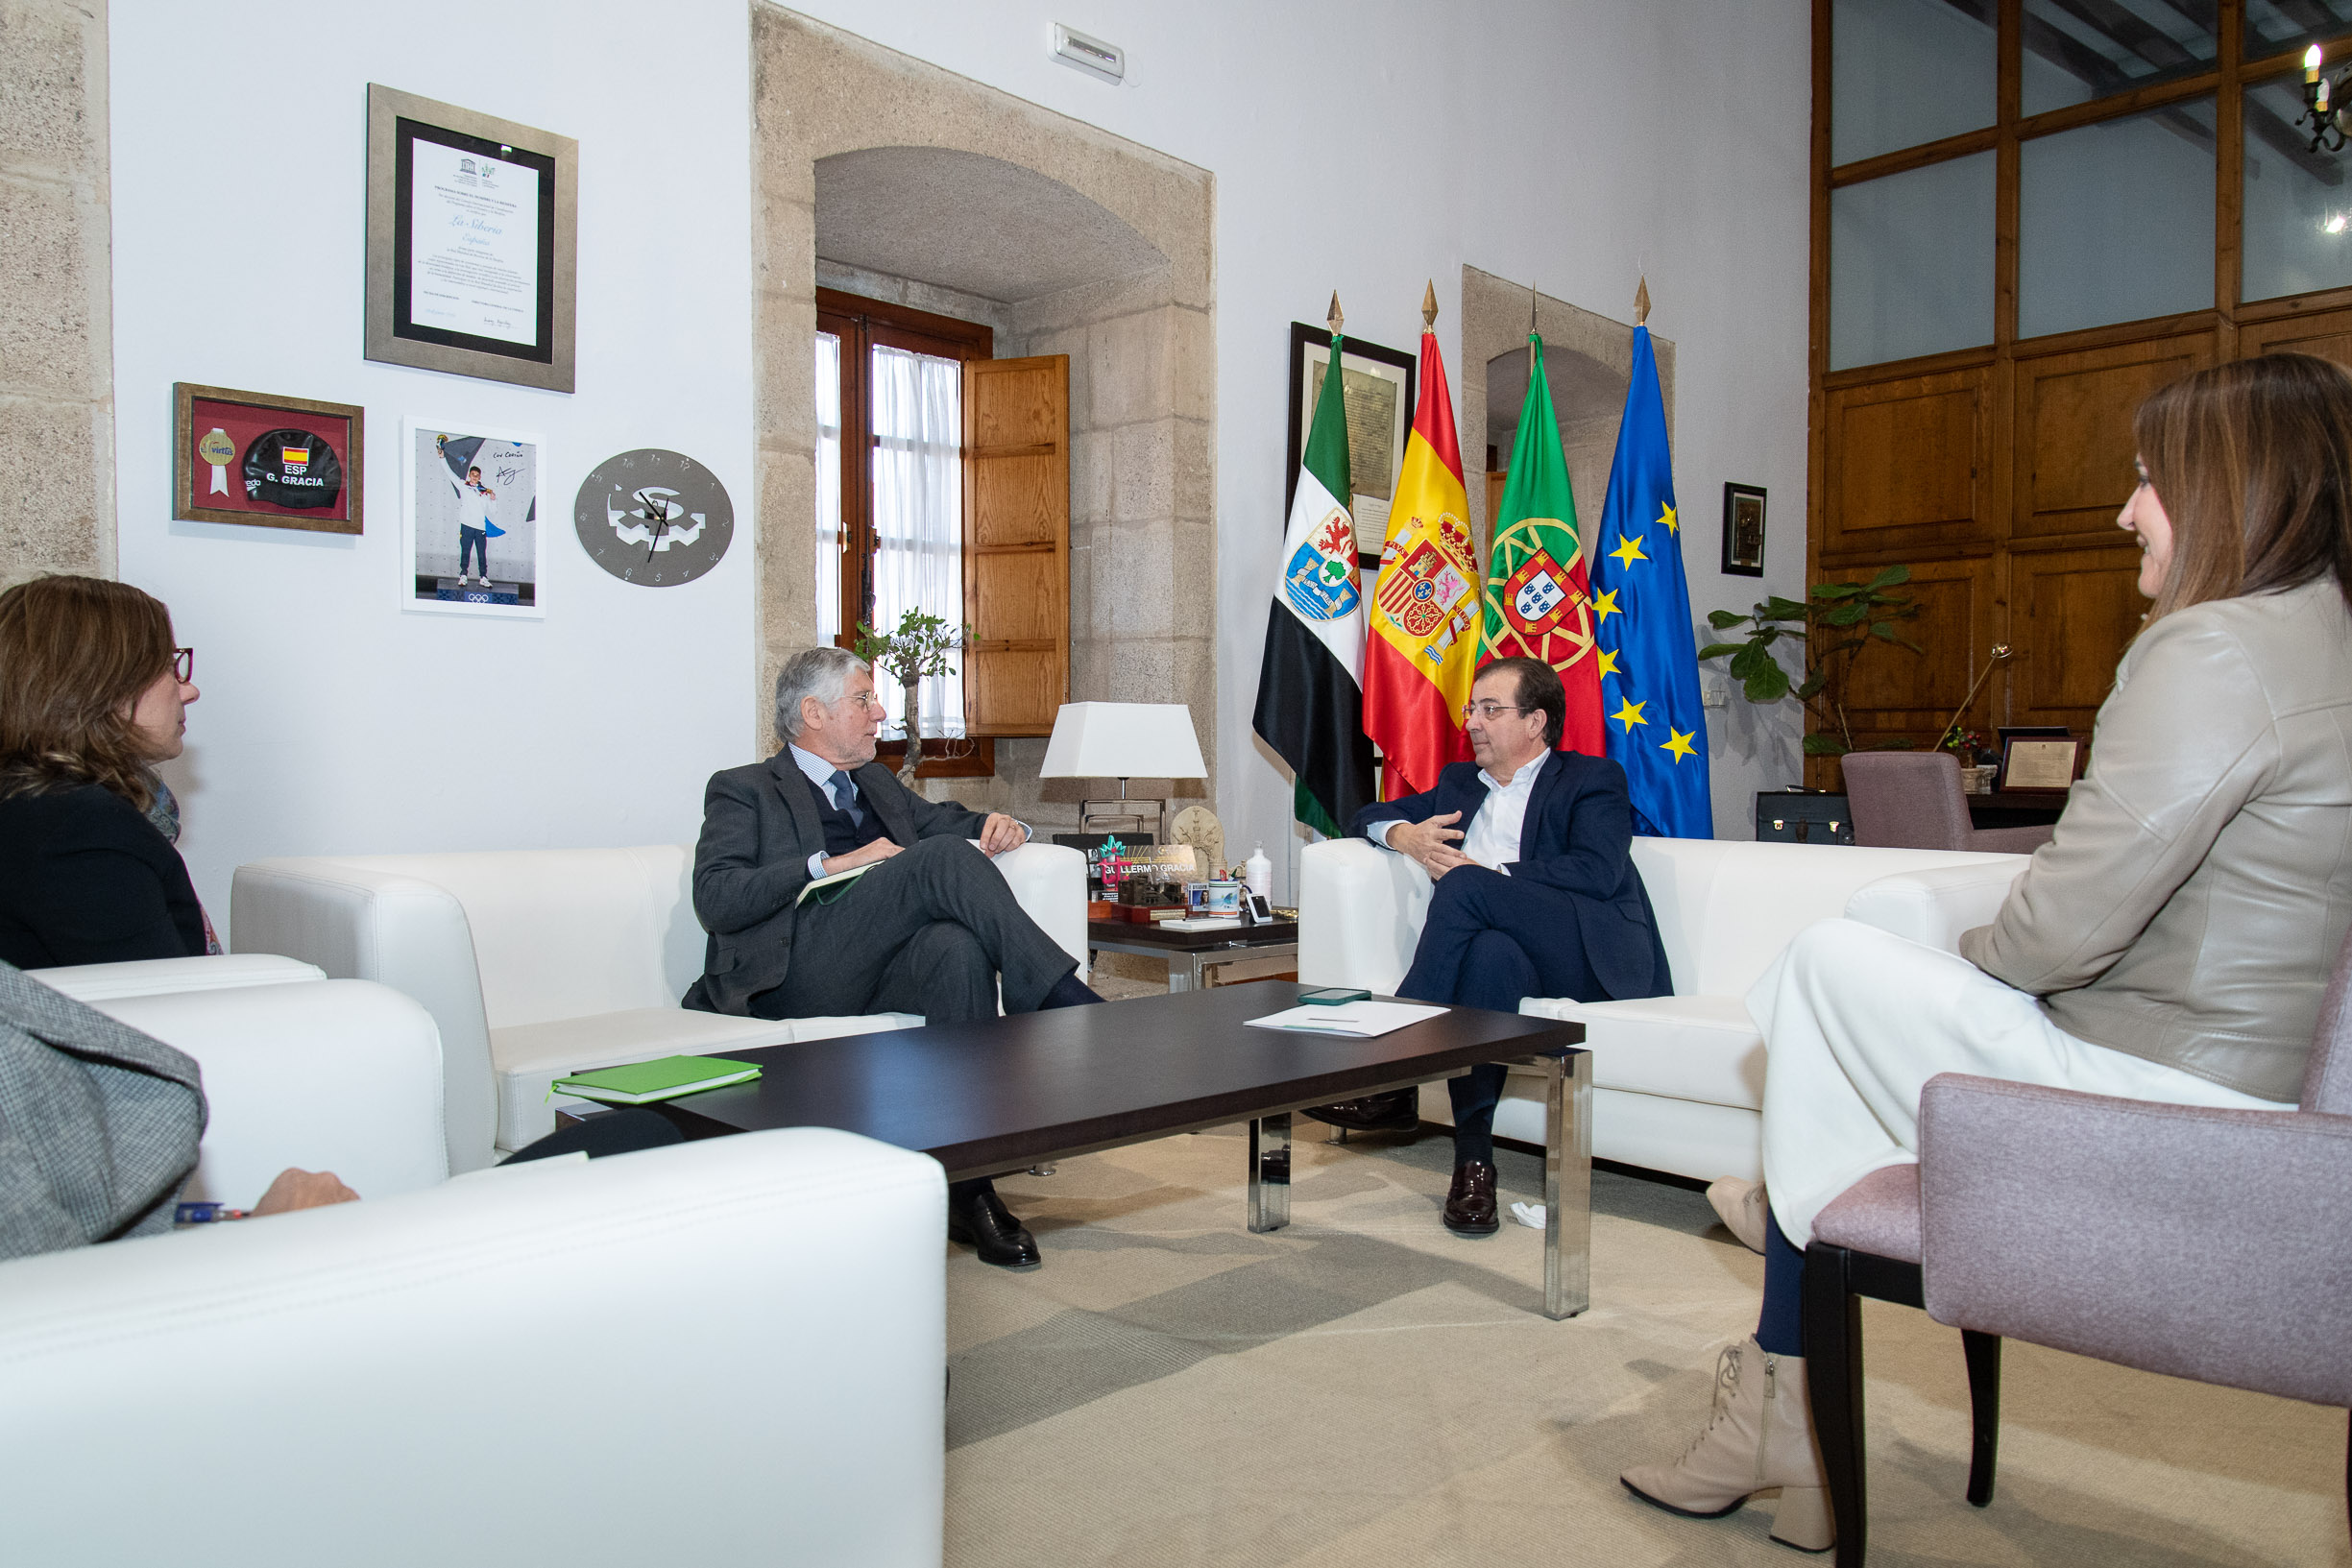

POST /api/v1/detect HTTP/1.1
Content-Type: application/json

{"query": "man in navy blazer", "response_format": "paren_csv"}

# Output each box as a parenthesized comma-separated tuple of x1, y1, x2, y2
(1313, 657, 1671, 1234)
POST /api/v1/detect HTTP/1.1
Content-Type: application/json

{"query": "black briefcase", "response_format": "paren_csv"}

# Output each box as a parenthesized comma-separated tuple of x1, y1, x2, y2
(1755, 789, 1855, 846)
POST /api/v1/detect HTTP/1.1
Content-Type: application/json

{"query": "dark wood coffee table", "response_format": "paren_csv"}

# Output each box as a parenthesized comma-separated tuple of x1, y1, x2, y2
(649, 982, 1594, 1318)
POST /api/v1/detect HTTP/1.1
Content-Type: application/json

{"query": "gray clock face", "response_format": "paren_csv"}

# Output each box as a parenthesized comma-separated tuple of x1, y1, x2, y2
(573, 448, 734, 587)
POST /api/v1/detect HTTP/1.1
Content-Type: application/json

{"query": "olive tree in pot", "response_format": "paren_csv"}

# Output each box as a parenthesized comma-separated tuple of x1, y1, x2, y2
(854, 609, 970, 785)
(1697, 565, 1924, 762)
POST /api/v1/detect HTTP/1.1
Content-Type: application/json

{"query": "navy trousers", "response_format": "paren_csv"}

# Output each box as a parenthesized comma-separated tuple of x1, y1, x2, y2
(1397, 866, 1606, 1164)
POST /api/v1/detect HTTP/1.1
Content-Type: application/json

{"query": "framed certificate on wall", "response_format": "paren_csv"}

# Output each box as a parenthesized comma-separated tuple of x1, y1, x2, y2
(365, 84, 576, 393)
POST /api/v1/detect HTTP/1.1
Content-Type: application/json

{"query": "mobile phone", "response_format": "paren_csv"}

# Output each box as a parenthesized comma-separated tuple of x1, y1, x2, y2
(1299, 986, 1370, 1005)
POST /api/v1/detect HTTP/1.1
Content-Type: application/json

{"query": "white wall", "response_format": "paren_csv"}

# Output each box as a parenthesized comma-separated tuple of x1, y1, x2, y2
(110, 1, 756, 923)
(111, 0, 1810, 921)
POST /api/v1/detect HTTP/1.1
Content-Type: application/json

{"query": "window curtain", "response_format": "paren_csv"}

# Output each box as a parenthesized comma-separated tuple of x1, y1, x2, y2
(868, 344, 965, 738)
(813, 332, 842, 644)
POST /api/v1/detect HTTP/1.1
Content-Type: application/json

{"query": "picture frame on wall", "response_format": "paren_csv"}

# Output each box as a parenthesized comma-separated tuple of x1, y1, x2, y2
(1285, 322, 1416, 567)
(173, 382, 363, 534)
(365, 84, 577, 393)
(400, 416, 546, 618)
(1721, 481, 1766, 577)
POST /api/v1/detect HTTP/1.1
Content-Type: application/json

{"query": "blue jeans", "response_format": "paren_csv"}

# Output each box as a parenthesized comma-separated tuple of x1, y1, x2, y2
(458, 526, 489, 577)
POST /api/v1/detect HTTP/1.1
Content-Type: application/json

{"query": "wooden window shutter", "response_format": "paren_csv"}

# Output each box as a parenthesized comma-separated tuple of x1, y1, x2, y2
(960, 354, 1070, 736)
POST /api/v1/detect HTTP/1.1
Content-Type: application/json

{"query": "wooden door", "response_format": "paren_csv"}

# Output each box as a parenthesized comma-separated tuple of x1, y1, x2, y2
(960, 355, 1070, 736)
(2012, 333, 2216, 543)
(1822, 365, 1992, 559)
(2007, 545, 2144, 731)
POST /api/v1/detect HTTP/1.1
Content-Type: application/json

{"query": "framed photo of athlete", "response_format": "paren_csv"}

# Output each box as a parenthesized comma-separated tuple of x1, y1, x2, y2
(1721, 482, 1766, 577)
(1285, 322, 1416, 569)
(400, 416, 545, 618)
(173, 383, 363, 534)
(366, 84, 577, 393)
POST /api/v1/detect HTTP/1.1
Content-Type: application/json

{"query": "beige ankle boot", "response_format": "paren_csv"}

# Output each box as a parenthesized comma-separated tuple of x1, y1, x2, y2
(1707, 1176, 1769, 1254)
(1620, 1337, 1834, 1553)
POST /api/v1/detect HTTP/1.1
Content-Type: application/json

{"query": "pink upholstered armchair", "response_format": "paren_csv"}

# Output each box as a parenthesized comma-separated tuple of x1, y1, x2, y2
(1802, 934, 2352, 1564)
(1841, 751, 2054, 854)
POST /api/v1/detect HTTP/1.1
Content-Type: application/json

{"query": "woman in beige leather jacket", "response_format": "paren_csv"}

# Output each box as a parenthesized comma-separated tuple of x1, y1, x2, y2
(1618, 353, 2352, 1552)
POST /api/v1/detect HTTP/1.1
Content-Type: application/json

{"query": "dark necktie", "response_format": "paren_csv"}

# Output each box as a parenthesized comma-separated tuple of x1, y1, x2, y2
(828, 768, 864, 828)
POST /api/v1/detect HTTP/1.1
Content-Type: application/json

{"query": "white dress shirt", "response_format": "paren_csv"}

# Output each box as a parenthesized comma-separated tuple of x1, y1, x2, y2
(788, 743, 1029, 878)
(1370, 752, 1548, 873)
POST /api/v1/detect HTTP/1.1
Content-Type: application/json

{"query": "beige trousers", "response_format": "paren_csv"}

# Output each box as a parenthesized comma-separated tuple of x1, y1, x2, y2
(1752, 919, 2288, 1247)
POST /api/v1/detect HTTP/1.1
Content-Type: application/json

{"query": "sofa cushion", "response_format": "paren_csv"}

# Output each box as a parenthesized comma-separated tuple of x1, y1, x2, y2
(31, 953, 326, 1002)
(1518, 993, 1765, 1111)
(490, 1007, 922, 1149)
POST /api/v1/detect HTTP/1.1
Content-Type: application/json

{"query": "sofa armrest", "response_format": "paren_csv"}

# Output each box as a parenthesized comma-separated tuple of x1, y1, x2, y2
(1919, 1073, 2352, 1407)
(996, 840, 1089, 977)
(28, 953, 326, 1002)
(1299, 838, 1428, 991)
(232, 859, 500, 1172)
(0, 1128, 946, 1568)
(1842, 856, 2030, 954)
(91, 979, 449, 1205)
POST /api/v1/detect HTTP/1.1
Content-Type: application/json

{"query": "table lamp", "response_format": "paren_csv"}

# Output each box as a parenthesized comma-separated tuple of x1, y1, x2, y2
(1039, 702, 1207, 844)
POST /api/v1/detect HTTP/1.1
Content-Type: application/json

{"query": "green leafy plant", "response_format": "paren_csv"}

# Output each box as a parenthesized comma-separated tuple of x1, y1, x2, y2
(854, 609, 969, 784)
(1698, 566, 1925, 758)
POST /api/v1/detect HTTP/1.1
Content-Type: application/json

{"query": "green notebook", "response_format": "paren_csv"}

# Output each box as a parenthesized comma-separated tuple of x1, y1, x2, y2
(551, 1054, 763, 1105)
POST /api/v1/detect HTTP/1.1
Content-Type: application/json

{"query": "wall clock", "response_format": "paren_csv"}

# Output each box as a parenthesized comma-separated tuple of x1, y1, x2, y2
(573, 448, 733, 586)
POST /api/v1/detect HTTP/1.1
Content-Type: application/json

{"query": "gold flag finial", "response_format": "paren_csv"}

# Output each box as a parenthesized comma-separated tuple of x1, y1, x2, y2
(1421, 279, 1439, 328)
(1635, 276, 1651, 326)
(1529, 277, 1540, 339)
(1327, 291, 1345, 336)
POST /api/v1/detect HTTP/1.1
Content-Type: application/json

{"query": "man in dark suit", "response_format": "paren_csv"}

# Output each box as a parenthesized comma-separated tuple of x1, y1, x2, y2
(683, 645, 1101, 1268)
(1309, 656, 1670, 1235)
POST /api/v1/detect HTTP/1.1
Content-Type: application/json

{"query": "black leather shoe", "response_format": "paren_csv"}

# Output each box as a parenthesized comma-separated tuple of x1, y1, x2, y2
(1298, 1090, 1421, 1133)
(1443, 1160, 1500, 1236)
(948, 1189, 1043, 1269)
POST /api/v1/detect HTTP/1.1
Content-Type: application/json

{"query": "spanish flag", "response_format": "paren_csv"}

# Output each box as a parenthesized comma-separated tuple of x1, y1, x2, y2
(1361, 285, 1480, 798)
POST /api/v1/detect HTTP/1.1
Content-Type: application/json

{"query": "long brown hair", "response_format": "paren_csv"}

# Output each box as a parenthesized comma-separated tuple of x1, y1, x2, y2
(2134, 352, 2352, 623)
(0, 574, 177, 808)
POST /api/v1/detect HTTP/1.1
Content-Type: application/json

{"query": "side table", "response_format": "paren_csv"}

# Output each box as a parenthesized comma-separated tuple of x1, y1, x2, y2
(1085, 917, 1299, 993)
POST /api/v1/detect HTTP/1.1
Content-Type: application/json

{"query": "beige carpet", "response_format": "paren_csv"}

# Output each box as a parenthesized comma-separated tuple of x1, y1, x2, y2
(944, 1122, 2347, 1568)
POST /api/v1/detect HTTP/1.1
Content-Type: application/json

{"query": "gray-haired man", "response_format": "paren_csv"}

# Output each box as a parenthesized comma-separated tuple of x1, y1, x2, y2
(682, 646, 1101, 1267)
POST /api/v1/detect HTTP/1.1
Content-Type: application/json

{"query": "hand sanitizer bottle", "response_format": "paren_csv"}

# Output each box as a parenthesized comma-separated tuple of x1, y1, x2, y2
(1244, 844, 1273, 901)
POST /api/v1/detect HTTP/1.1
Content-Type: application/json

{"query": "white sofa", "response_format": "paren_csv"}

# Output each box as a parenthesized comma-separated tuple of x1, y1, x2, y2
(1298, 837, 2031, 1182)
(0, 975, 946, 1568)
(230, 840, 1087, 1170)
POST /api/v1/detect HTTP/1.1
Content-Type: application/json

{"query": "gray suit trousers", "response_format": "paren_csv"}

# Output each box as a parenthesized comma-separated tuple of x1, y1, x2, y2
(750, 836, 1076, 1025)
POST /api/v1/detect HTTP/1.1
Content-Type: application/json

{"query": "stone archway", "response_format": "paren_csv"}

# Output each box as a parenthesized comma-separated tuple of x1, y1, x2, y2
(752, 9, 1217, 828)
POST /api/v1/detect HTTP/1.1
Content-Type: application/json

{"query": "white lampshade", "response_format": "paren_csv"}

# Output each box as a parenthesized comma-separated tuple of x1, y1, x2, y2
(1039, 702, 1206, 781)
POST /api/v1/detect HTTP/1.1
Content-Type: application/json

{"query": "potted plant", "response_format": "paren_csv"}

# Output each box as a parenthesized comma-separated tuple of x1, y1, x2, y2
(854, 608, 969, 784)
(1697, 566, 1924, 761)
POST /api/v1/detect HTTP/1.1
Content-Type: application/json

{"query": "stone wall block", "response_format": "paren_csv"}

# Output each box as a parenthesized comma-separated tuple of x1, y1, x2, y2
(1088, 519, 1177, 640)
(0, 0, 97, 180)
(0, 395, 101, 582)
(1171, 415, 1215, 526)
(757, 448, 820, 657)
(1108, 419, 1173, 525)
(1086, 307, 1168, 430)
(1069, 426, 1112, 531)
(0, 175, 91, 398)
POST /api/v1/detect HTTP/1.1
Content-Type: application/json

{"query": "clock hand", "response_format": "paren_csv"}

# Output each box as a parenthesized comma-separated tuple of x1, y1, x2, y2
(639, 490, 669, 562)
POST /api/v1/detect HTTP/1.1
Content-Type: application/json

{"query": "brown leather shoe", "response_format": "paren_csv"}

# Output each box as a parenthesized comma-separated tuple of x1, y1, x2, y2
(1298, 1090, 1420, 1133)
(1443, 1160, 1500, 1235)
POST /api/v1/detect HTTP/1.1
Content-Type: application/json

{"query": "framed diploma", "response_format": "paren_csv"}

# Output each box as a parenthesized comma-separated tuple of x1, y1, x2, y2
(173, 382, 363, 534)
(366, 84, 576, 393)
(1996, 726, 2086, 793)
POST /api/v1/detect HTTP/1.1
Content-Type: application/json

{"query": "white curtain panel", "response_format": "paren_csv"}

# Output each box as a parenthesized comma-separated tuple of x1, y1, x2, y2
(868, 344, 966, 738)
(814, 331, 842, 644)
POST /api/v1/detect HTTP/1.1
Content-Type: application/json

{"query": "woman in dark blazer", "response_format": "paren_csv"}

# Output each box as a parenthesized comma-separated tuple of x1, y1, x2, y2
(0, 575, 209, 970)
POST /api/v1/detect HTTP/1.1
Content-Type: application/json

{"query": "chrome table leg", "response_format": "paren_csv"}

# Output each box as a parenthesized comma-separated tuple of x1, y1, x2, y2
(1249, 1112, 1291, 1232)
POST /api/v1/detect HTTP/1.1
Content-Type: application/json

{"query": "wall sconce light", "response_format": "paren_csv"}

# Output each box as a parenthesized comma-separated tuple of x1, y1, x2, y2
(2301, 45, 2349, 153)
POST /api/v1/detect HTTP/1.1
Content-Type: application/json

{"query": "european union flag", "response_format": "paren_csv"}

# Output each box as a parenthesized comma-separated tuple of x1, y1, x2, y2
(1590, 325, 1712, 838)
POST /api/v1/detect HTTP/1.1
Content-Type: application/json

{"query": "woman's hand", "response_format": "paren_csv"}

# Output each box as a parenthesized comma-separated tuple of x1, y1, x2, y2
(252, 1168, 360, 1215)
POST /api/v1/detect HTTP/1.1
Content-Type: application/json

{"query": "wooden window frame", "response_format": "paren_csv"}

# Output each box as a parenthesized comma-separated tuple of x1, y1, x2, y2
(815, 285, 996, 778)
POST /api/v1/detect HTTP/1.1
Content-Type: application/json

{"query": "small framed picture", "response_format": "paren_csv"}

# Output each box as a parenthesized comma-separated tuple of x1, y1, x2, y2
(1722, 482, 1766, 577)
(1996, 726, 2085, 792)
(400, 416, 545, 618)
(174, 383, 363, 534)
(1286, 322, 1416, 567)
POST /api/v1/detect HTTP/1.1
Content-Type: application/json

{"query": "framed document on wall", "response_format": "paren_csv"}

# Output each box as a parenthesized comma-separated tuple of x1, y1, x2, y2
(1285, 322, 1416, 568)
(366, 84, 576, 392)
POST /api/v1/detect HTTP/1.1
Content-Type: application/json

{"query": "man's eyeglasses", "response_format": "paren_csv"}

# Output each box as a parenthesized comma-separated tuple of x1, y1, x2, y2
(170, 648, 195, 683)
(841, 689, 880, 711)
(1460, 701, 1526, 722)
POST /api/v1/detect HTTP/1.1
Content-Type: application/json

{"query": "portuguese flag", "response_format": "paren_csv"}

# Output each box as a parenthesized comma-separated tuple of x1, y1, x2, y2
(1362, 301, 1479, 798)
(1480, 331, 1605, 755)
(1251, 322, 1374, 838)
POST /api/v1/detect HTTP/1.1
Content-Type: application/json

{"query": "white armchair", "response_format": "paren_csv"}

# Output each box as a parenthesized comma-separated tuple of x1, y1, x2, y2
(0, 1124, 947, 1567)
(231, 840, 1087, 1170)
(1300, 837, 2032, 1182)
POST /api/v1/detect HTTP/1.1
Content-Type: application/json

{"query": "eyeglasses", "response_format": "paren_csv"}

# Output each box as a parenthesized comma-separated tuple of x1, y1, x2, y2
(1461, 701, 1527, 722)
(170, 648, 195, 683)
(840, 689, 880, 711)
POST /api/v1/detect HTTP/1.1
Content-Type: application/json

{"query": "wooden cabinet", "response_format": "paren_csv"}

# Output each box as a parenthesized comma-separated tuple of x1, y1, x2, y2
(1833, 556, 1998, 755)
(960, 354, 1070, 737)
(1823, 365, 1991, 558)
(2012, 333, 2214, 543)
(2007, 546, 2144, 731)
